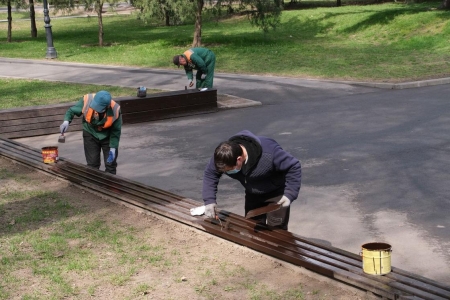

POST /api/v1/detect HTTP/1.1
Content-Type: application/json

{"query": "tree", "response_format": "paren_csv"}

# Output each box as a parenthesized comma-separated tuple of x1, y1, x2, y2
(242, 0, 283, 33)
(92, 0, 106, 46)
(192, 0, 203, 46)
(52, 0, 119, 46)
(6, 0, 12, 42)
(192, 0, 282, 46)
(191, 0, 282, 46)
(134, 0, 194, 27)
(135, 0, 282, 47)
(1, 0, 27, 42)
(29, 0, 37, 37)
(440, 0, 449, 9)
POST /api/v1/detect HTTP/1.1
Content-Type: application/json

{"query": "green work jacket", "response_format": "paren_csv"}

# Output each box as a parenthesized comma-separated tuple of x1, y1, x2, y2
(64, 98, 122, 149)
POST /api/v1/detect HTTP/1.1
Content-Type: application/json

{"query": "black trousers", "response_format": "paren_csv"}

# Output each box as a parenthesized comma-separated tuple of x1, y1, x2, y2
(83, 130, 117, 174)
(245, 189, 290, 230)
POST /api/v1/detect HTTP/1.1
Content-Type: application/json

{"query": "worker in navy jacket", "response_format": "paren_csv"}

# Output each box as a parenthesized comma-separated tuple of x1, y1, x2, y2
(202, 130, 302, 230)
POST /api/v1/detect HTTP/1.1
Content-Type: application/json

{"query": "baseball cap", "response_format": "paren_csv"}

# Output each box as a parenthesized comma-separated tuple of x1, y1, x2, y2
(90, 91, 111, 113)
(173, 55, 181, 68)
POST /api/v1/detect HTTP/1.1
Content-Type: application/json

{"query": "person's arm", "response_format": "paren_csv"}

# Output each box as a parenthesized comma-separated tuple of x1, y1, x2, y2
(190, 53, 208, 74)
(272, 144, 302, 202)
(109, 113, 122, 149)
(184, 66, 194, 81)
(64, 98, 84, 123)
(202, 157, 222, 205)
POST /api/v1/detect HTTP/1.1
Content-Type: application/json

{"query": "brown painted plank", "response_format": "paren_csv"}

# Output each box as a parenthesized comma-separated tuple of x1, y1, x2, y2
(1, 124, 84, 139)
(119, 92, 217, 112)
(0, 102, 76, 120)
(121, 103, 218, 124)
(1, 118, 83, 134)
(0, 114, 73, 127)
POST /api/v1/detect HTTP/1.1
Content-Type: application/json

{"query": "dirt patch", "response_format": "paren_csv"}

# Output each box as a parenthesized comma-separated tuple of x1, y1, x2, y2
(0, 156, 375, 300)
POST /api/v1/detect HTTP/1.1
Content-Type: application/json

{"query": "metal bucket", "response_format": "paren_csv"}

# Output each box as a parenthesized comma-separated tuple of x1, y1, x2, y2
(361, 242, 392, 275)
(137, 86, 147, 97)
(41, 146, 58, 164)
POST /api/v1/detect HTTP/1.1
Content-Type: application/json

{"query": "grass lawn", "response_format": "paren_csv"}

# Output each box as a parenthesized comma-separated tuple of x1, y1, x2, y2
(0, 1, 449, 82)
(0, 78, 159, 109)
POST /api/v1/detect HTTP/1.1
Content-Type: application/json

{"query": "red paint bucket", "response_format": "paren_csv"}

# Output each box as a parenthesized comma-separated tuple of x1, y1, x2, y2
(41, 146, 59, 164)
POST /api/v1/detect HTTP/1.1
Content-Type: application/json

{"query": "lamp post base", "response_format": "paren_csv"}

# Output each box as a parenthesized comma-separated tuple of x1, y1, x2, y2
(46, 47, 57, 59)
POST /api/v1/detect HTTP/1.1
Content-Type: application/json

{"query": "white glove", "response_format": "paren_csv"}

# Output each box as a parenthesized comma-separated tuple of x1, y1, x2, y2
(200, 73, 207, 80)
(187, 80, 194, 87)
(277, 196, 291, 207)
(60, 121, 69, 133)
(107, 148, 116, 164)
(204, 203, 217, 218)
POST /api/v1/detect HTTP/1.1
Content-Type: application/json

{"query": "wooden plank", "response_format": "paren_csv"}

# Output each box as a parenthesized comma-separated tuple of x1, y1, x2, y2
(116, 89, 216, 101)
(0, 113, 75, 127)
(1, 124, 84, 139)
(0, 102, 76, 120)
(119, 90, 217, 112)
(0, 89, 218, 139)
(122, 103, 218, 124)
(1, 118, 83, 134)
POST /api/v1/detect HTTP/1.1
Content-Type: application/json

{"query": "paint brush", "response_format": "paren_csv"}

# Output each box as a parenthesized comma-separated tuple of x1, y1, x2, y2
(58, 132, 65, 143)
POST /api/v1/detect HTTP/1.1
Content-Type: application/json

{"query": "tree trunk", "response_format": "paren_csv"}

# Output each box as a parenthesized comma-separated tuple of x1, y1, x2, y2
(441, 0, 450, 9)
(7, 1, 12, 42)
(192, 0, 203, 47)
(336, 0, 341, 7)
(29, 0, 38, 38)
(165, 9, 170, 26)
(96, 1, 104, 47)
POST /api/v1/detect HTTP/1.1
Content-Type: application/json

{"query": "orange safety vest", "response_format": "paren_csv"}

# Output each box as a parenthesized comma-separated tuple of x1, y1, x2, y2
(183, 49, 195, 66)
(82, 93, 120, 131)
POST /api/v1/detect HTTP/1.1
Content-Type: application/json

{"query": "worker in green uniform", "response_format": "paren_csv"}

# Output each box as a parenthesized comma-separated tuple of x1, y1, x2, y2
(59, 91, 122, 175)
(173, 47, 216, 90)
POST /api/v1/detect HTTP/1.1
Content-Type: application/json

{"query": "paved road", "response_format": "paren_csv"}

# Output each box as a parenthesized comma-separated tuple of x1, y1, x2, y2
(1, 58, 449, 284)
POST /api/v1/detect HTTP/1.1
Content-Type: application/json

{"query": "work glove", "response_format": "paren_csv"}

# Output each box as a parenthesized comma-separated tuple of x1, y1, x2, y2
(60, 121, 69, 133)
(107, 148, 116, 164)
(188, 80, 194, 87)
(204, 203, 217, 218)
(277, 195, 291, 208)
(200, 73, 207, 80)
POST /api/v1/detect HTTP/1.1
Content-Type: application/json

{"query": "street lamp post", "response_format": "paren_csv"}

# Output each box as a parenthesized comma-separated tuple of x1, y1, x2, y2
(42, 0, 57, 58)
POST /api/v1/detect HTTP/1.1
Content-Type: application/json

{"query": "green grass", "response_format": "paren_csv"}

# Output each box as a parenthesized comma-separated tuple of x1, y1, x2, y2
(0, 78, 156, 109)
(1, 1, 449, 81)
(0, 192, 170, 298)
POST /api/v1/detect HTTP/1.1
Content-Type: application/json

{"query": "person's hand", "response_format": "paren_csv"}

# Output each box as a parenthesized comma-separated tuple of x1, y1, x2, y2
(200, 73, 207, 80)
(277, 196, 291, 207)
(188, 80, 194, 87)
(205, 203, 217, 218)
(107, 148, 116, 164)
(60, 121, 69, 133)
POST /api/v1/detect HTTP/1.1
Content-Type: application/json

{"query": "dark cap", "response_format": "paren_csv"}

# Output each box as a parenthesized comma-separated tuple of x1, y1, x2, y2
(90, 90, 111, 113)
(173, 55, 181, 68)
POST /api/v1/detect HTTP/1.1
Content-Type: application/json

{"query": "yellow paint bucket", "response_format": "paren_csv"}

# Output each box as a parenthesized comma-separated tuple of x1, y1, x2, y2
(361, 242, 392, 275)
(41, 146, 59, 164)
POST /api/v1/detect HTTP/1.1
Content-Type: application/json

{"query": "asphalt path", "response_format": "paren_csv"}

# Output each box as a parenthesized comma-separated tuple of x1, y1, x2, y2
(1, 58, 449, 284)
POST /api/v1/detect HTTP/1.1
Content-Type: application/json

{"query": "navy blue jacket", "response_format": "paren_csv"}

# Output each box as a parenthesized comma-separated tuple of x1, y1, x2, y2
(202, 130, 302, 205)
